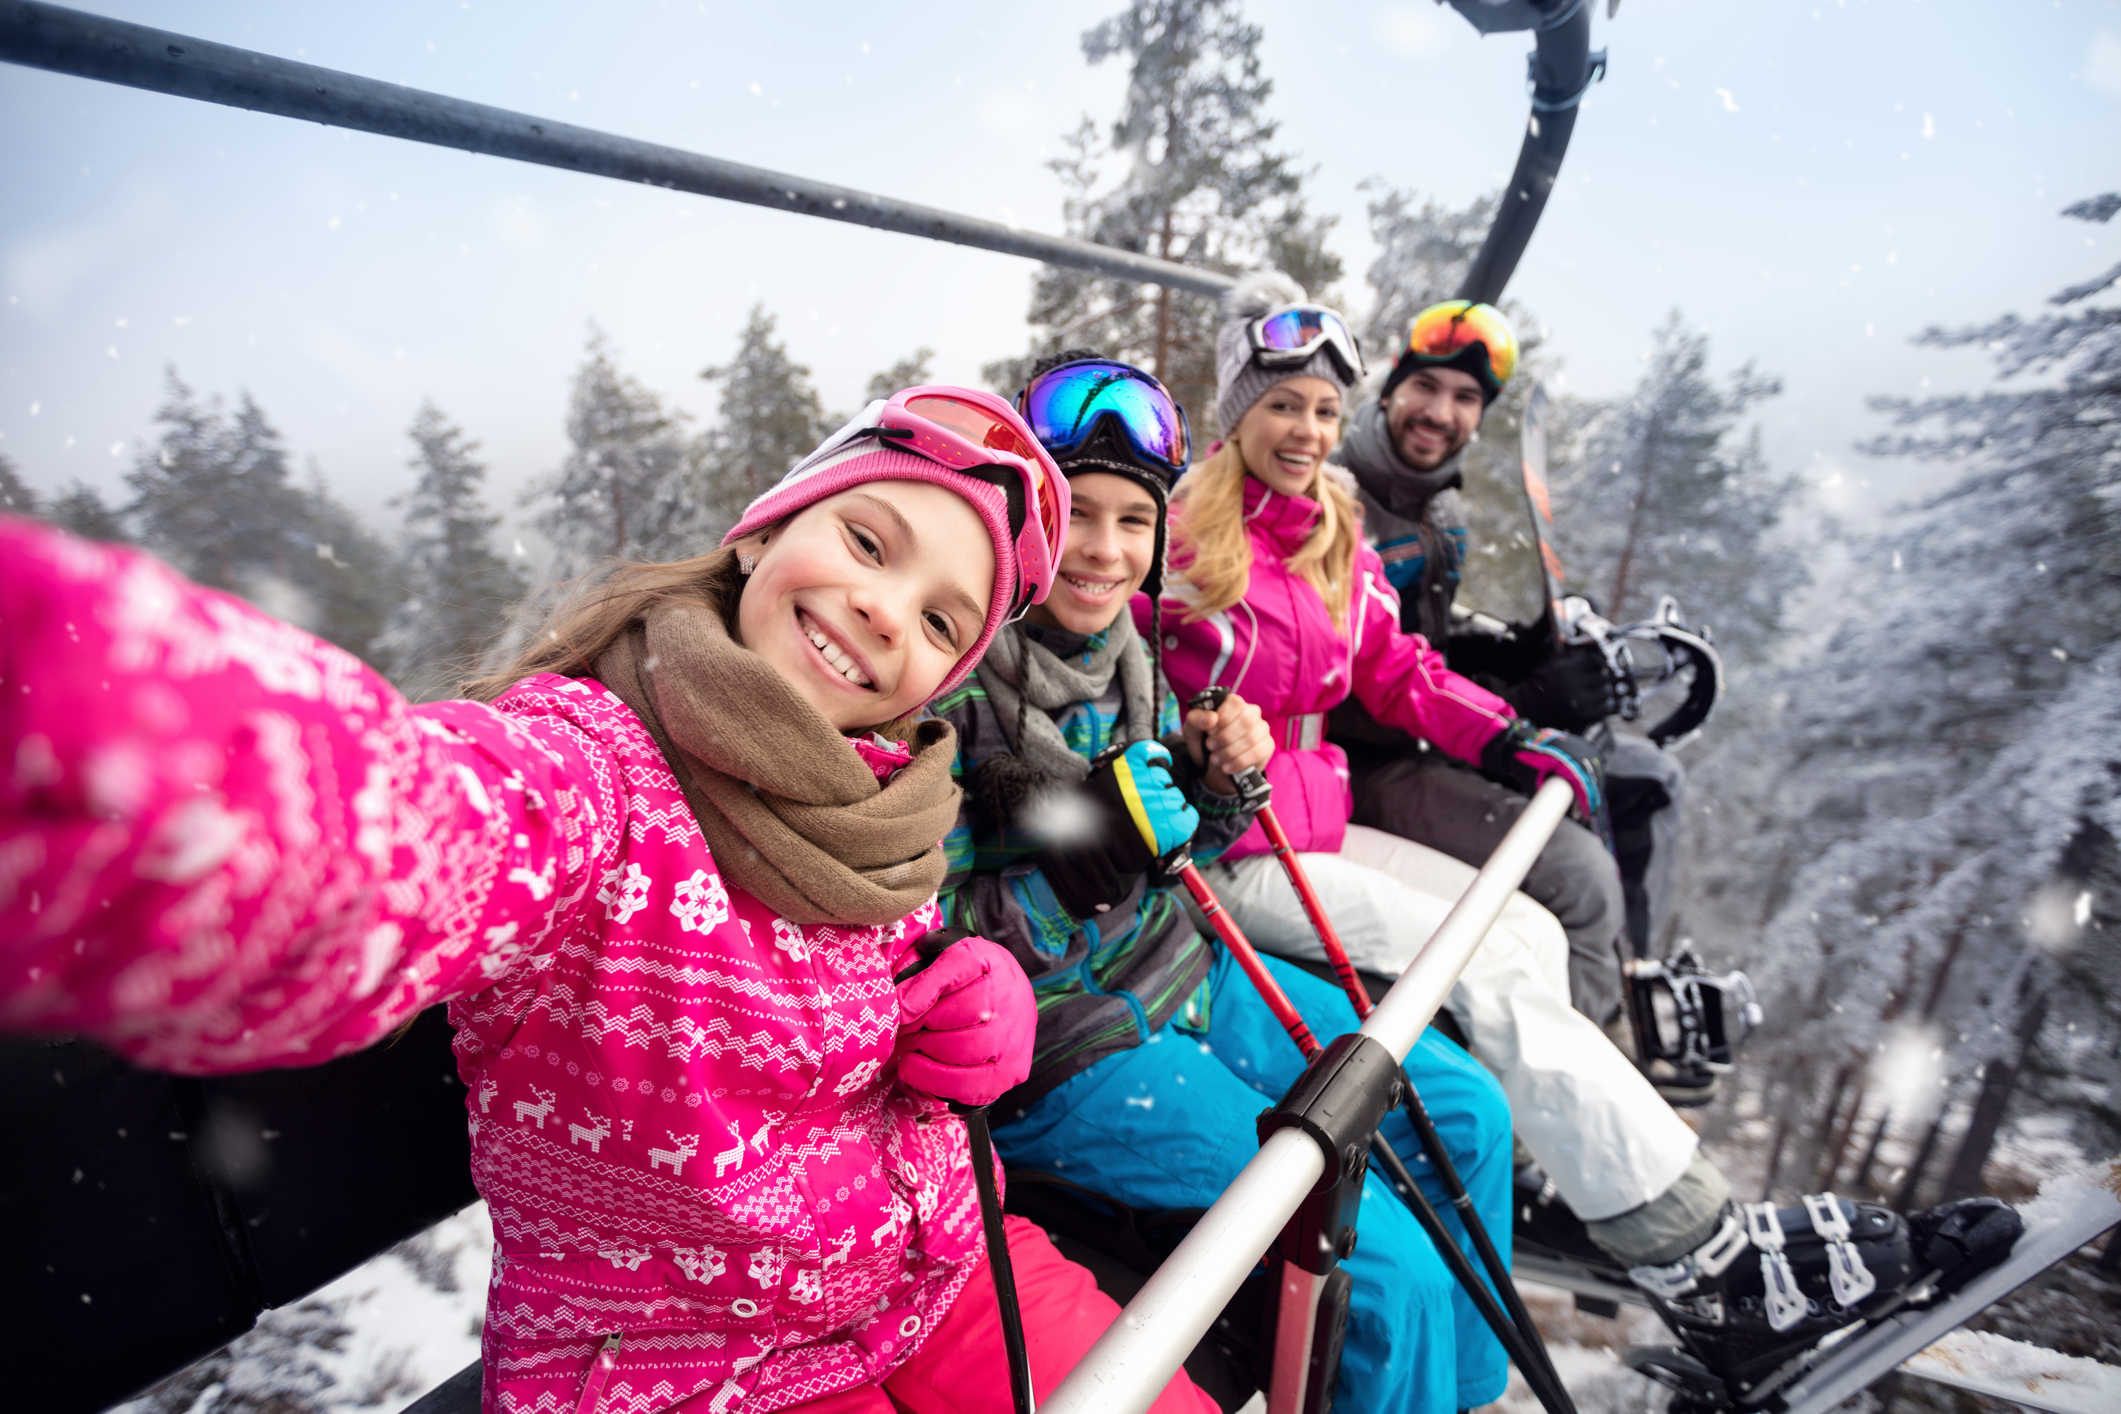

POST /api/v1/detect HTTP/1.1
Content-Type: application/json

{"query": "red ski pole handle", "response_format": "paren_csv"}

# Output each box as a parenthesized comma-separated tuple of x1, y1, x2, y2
(1187, 689, 1371, 1021)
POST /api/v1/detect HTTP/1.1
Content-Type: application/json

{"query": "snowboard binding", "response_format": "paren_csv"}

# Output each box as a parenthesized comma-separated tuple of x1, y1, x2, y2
(1623, 945, 1761, 1107)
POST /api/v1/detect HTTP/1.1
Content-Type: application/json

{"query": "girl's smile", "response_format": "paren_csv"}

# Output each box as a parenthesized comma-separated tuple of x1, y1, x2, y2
(798, 607, 875, 689)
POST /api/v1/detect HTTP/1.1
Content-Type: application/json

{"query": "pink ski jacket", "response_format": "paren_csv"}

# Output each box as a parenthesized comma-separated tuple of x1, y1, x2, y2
(0, 519, 983, 1414)
(1142, 477, 1516, 859)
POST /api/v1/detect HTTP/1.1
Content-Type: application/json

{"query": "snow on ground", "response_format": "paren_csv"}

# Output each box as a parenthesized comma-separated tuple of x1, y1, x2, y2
(1903, 1328, 2121, 1414)
(310, 1205, 493, 1414)
(104, 1151, 2118, 1414)
(1493, 1283, 1668, 1414)
(104, 1204, 492, 1414)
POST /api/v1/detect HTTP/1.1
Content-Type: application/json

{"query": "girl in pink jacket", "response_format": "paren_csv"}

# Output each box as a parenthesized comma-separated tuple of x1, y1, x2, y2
(1148, 277, 1718, 1243)
(0, 388, 1215, 1414)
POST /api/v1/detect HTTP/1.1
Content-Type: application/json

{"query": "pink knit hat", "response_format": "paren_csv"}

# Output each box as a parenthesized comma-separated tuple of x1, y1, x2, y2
(722, 436, 1021, 700)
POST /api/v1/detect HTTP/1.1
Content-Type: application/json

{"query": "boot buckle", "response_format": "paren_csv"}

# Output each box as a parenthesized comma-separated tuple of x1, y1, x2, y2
(1744, 1200, 1786, 1252)
(1802, 1193, 1850, 1243)
(1761, 1251, 1808, 1331)
(1824, 1239, 1876, 1306)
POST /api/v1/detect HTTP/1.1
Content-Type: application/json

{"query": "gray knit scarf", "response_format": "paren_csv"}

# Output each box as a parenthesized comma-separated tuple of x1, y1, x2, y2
(971, 615, 1157, 820)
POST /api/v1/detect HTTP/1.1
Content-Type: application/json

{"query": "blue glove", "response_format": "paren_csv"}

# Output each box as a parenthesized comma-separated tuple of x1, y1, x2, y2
(1038, 740, 1199, 921)
(1103, 740, 1200, 858)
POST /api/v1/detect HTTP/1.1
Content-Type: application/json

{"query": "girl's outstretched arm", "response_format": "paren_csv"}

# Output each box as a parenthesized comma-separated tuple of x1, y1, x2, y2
(0, 516, 616, 1074)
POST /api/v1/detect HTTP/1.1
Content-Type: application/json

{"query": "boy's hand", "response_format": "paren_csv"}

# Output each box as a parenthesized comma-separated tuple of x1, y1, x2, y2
(1183, 692, 1273, 797)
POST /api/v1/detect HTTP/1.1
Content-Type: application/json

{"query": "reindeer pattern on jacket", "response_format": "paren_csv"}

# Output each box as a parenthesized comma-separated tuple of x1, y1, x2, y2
(0, 522, 985, 1414)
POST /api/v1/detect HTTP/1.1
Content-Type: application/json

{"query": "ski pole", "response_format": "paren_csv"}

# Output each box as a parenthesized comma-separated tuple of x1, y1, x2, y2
(961, 1103, 1036, 1414)
(901, 933, 1035, 1414)
(1182, 689, 1578, 1414)
(1163, 844, 1578, 1414)
(1254, 820, 1571, 1403)
(1252, 795, 1570, 1410)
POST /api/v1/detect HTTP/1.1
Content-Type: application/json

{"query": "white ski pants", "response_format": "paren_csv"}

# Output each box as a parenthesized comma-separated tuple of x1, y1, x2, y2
(1208, 824, 1699, 1220)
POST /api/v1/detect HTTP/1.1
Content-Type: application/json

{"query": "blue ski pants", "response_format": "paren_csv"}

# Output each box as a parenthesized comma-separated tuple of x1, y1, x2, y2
(992, 948, 1514, 1414)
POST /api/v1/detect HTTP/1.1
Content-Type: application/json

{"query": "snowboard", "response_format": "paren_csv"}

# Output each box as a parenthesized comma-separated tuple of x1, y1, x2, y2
(1517, 380, 1571, 651)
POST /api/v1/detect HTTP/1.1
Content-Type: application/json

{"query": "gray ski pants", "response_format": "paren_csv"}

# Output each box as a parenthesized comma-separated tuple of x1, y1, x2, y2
(1348, 748, 1629, 1024)
(1604, 733, 1687, 959)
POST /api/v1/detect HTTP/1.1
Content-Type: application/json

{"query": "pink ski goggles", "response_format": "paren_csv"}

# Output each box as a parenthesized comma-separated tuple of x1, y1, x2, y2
(800, 386, 1070, 619)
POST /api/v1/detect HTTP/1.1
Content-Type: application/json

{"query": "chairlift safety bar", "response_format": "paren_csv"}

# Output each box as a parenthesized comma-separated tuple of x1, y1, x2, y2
(0, 1, 1235, 297)
(1039, 779, 1576, 1414)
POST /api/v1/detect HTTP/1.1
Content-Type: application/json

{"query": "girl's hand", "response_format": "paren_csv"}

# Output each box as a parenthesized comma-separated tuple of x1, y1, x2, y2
(1183, 693, 1273, 798)
(892, 934, 1036, 1108)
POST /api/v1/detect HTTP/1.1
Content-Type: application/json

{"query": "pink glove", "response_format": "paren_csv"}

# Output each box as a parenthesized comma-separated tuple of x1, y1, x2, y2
(893, 932, 1036, 1108)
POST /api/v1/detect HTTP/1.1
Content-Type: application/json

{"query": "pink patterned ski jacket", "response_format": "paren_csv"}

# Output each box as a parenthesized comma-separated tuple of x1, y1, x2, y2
(0, 518, 984, 1414)
(1143, 477, 1515, 860)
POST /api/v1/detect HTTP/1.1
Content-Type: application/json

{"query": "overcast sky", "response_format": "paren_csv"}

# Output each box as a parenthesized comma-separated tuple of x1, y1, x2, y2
(4, 0, 2117, 540)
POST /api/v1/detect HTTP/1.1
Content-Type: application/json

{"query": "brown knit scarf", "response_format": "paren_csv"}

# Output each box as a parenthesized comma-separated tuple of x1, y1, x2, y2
(593, 595, 962, 927)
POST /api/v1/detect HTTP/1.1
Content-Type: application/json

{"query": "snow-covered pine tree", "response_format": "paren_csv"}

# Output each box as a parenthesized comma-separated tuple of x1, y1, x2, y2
(290, 459, 399, 665)
(46, 482, 130, 542)
(125, 373, 395, 664)
(983, 0, 1340, 430)
(0, 452, 35, 516)
(1356, 183, 1499, 359)
(113, 1298, 355, 1414)
(1552, 311, 1796, 660)
(528, 329, 700, 580)
(2, 449, 133, 541)
(127, 371, 291, 592)
(376, 402, 526, 700)
(865, 347, 935, 403)
(695, 305, 831, 544)
(1737, 197, 2121, 1200)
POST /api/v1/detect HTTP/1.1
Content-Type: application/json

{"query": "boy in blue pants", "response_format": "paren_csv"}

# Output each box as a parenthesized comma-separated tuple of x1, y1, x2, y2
(929, 351, 1515, 1414)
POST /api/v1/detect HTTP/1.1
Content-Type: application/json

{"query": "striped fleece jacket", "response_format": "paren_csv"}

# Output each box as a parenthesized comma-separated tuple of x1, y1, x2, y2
(927, 621, 1255, 1117)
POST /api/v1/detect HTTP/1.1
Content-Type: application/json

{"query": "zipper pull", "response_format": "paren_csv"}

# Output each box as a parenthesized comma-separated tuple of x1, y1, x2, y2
(573, 1332, 624, 1414)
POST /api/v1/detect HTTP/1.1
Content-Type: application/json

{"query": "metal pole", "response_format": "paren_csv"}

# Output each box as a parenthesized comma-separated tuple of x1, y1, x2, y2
(0, 1, 1234, 298)
(1453, 3, 1600, 307)
(1039, 779, 1575, 1414)
(1254, 804, 1575, 1414)
(1172, 842, 1575, 1414)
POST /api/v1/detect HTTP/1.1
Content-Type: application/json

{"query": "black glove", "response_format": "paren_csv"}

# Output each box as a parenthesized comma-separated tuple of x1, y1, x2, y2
(1036, 741, 1198, 922)
(1504, 640, 1620, 733)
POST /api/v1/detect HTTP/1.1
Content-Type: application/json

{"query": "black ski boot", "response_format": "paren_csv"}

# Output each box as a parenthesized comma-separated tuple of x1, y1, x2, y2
(1622, 1195, 2022, 1410)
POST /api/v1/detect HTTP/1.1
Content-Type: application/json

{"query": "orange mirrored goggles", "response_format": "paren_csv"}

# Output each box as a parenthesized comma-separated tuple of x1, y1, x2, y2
(1404, 301, 1519, 392)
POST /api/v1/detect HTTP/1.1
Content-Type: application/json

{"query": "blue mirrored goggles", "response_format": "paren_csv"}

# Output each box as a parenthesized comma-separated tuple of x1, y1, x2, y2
(1016, 360, 1192, 474)
(1247, 305, 1367, 385)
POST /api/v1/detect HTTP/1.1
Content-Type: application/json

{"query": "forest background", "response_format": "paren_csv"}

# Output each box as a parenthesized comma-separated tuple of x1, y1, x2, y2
(2, 1, 2116, 1410)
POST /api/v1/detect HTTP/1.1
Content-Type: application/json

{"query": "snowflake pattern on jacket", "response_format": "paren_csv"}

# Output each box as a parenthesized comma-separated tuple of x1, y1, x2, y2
(0, 517, 982, 1414)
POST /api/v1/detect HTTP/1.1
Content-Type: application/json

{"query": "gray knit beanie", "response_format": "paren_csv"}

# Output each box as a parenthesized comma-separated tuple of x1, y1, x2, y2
(1214, 269, 1354, 435)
